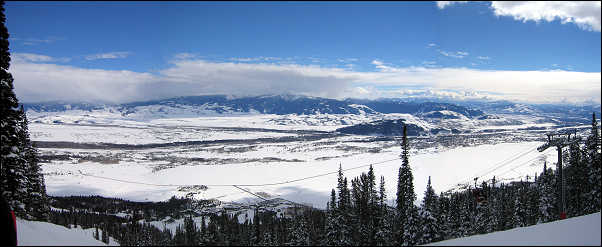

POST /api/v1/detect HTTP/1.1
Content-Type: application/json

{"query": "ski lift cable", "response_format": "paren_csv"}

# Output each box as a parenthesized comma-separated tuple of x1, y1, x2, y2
(469, 145, 541, 183)
(476, 147, 553, 185)
(473, 145, 540, 179)
(444, 144, 540, 189)
(496, 154, 547, 178)
(232, 185, 302, 207)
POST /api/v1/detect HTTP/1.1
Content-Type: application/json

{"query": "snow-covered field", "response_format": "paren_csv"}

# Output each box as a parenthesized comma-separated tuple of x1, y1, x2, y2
(28, 111, 570, 208)
(30, 122, 296, 144)
(428, 212, 601, 246)
(17, 218, 118, 246)
(40, 140, 557, 208)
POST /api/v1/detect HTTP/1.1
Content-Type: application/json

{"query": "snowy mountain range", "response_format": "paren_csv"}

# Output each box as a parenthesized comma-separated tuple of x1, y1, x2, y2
(22, 94, 600, 137)
(23, 94, 600, 119)
(23, 94, 487, 117)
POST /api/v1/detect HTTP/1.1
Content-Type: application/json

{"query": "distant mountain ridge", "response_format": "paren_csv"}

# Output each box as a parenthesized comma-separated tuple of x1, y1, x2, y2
(23, 94, 487, 119)
(22, 95, 600, 125)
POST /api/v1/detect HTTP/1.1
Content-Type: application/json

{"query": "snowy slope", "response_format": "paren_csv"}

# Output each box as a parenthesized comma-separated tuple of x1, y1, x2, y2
(428, 212, 601, 246)
(17, 218, 119, 246)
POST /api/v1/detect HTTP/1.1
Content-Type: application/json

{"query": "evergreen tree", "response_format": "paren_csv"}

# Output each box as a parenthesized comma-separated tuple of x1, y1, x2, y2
(183, 216, 199, 245)
(437, 193, 452, 240)
(0, 0, 29, 218)
(323, 189, 338, 246)
(565, 137, 588, 217)
(0, 2, 47, 220)
(585, 113, 601, 214)
(375, 176, 393, 246)
(403, 205, 420, 246)
(538, 163, 557, 223)
(396, 124, 418, 246)
(288, 216, 310, 246)
(418, 177, 440, 244)
(18, 107, 49, 220)
(511, 188, 526, 228)
(335, 166, 353, 246)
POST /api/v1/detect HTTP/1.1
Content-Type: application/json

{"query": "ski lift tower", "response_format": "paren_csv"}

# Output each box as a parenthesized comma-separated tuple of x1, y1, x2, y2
(537, 129, 581, 220)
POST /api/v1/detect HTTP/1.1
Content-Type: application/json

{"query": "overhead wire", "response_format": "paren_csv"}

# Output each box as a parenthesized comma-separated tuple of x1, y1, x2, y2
(443, 144, 541, 189)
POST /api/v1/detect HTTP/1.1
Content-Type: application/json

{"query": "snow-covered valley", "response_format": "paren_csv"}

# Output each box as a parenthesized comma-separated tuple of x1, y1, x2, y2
(27, 106, 576, 208)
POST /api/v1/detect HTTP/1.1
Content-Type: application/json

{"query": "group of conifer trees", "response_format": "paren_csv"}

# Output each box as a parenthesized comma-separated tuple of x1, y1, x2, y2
(0, 0, 49, 221)
(321, 117, 600, 246)
(70, 119, 595, 246)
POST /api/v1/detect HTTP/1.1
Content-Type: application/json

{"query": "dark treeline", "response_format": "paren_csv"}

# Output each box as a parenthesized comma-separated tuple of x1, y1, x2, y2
(46, 114, 600, 246)
(0, 0, 49, 221)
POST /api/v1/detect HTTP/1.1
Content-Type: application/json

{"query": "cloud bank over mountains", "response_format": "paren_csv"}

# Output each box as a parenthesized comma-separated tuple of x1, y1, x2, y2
(9, 55, 601, 105)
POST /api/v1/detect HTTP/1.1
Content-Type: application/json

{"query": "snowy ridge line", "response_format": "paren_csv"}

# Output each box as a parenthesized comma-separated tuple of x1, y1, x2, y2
(76, 158, 400, 188)
(443, 144, 540, 191)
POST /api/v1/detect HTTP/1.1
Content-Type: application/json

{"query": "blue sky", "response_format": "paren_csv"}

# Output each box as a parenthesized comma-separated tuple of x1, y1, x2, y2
(5, 1, 601, 104)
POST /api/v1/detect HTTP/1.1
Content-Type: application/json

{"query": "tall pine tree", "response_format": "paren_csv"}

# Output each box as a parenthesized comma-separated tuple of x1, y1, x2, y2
(0, 0, 34, 219)
(585, 113, 601, 214)
(396, 124, 419, 246)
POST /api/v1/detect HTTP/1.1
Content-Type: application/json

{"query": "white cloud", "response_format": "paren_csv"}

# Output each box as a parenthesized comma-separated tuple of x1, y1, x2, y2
(338, 58, 359, 63)
(10, 62, 155, 103)
(427, 43, 438, 48)
(8, 56, 601, 105)
(477, 56, 491, 60)
(10, 37, 65, 46)
(439, 50, 469, 58)
(422, 61, 438, 68)
(85, 52, 131, 60)
(228, 56, 282, 62)
(11, 53, 70, 63)
(173, 53, 197, 60)
(437, 1, 468, 9)
(439, 1, 601, 32)
(491, 1, 601, 32)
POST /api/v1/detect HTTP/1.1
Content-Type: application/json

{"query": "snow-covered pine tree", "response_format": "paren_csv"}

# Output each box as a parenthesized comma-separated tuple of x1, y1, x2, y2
(446, 193, 463, 239)
(183, 215, 200, 245)
(18, 106, 49, 220)
(538, 162, 557, 223)
(259, 228, 277, 246)
(367, 165, 379, 246)
(375, 176, 393, 246)
(511, 187, 527, 228)
(335, 166, 353, 246)
(485, 179, 500, 233)
(403, 205, 420, 246)
(459, 193, 473, 237)
(396, 124, 419, 246)
(418, 176, 440, 244)
(436, 193, 450, 240)
(0, 0, 30, 218)
(472, 187, 488, 234)
(288, 216, 310, 246)
(565, 137, 588, 217)
(585, 113, 601, 214)
(199, 215, 210, 245)
(323, 189, 338, 246)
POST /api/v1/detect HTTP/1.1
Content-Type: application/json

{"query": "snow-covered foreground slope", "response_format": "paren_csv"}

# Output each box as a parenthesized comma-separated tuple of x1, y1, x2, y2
(17, 218, 119, 246)
(428, 212, 601, 246)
